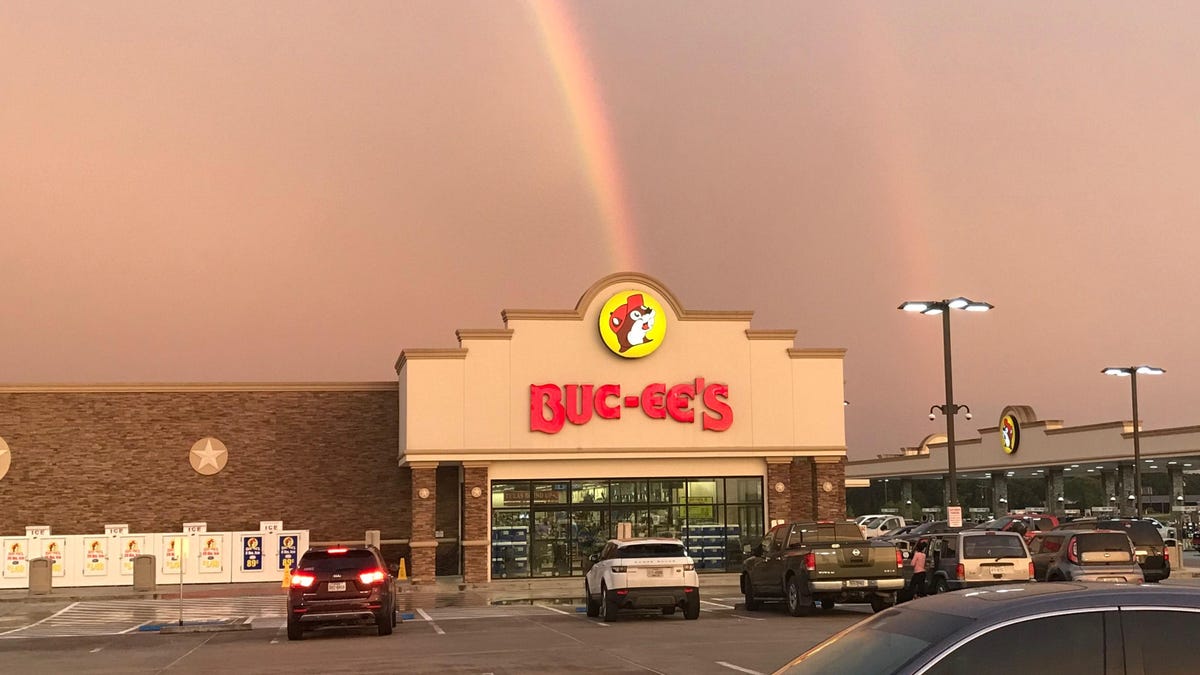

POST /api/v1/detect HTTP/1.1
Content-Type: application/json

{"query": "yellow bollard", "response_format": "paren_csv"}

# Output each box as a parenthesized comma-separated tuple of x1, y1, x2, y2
(396, 558, 407, 581)
(280, 559, 293, 589)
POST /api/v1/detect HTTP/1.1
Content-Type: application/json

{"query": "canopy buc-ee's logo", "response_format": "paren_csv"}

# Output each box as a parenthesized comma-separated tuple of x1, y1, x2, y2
(599, 291, 666, 358)
(529, 290, 733, 435)
(1001, 414, 1020, 454)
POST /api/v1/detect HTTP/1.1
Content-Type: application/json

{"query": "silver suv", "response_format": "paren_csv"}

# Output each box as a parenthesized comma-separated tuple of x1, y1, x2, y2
(1029, 530, 1143, 583)
(924, 531, 1033, 594)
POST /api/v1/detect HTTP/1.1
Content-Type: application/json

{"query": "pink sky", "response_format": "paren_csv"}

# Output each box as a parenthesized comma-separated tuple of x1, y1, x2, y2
(4, 2, 1200, 459)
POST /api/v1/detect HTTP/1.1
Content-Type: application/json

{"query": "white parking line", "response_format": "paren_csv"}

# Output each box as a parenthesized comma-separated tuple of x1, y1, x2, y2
(538, 605, 572, 615)
(0, 602, 78, 636)
(700, 599, 734, 609)
(417, 608, 445, 635)
(715, 661, 764, 675)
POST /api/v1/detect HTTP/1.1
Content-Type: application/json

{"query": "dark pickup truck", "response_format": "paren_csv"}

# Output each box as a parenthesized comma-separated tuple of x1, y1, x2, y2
(741, 521, 904, 615)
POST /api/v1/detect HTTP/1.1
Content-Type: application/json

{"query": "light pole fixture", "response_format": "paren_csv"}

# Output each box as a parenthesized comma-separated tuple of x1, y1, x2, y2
(1102, 365, 1165, 518)
(900, 297, 993, 507)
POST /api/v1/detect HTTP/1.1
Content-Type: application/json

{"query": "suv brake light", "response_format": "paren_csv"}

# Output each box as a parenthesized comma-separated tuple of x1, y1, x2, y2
(804, 552, 816, 571)
(611, 565, 627, 573)
(683, 563, 694, 571)
(290, 572, 316, 588)
(1028, 561, 1035, 578)
(358, 568, 386, 585)
(1067, 537, 1079, 564)
(327, 548, 348, 554)
(955, 563, 964, 580)
(1164, 548, 1170, 564)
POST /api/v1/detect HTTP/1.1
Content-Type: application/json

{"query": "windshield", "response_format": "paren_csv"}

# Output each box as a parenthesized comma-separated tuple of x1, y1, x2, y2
(962, 535, 1027, 559)
(864, 517, 887, 528)
(615, 543, 687, 558)
(777, 607, 972, 674)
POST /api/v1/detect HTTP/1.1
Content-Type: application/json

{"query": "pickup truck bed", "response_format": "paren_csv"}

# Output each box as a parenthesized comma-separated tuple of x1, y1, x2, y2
(741, 521, 904, 615)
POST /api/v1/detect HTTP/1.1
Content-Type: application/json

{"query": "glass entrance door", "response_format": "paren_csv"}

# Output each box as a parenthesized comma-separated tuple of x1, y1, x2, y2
(531, 509, 571, 577)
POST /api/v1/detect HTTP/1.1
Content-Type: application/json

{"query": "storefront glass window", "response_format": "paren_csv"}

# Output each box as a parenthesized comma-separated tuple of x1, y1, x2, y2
(491, 510, 530, 579)
(490, 476, 763, 578)
(727, 477, 763, 504)
(648, 479, 685, 504)
(687, 479, 723, 505)
(610, 480, 645, 504)
(492, 481, 531, 509)
(532, 481, 569, 505)
(572, 480, 608, 505)
(610, 507, 648, 538)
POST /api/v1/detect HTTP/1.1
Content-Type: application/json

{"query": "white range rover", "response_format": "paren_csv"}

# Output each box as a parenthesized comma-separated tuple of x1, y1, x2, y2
(583, 538, 700, 621)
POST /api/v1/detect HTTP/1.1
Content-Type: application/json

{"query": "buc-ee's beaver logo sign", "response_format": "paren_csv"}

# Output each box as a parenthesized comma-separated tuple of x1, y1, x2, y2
(599, 291, 666, 358)
(530, 291, 732, 434)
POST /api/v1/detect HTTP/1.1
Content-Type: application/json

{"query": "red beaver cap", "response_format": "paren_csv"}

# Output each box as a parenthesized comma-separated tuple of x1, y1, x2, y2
(610, 293, 644, 325)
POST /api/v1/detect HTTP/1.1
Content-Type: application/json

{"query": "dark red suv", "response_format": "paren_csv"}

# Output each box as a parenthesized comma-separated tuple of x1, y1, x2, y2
(287, 545, 396, 640)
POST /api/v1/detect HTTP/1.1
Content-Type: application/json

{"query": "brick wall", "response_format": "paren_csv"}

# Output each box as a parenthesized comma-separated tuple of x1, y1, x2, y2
(462, 464, 489, 583)
(790, 458, 815, 521)
(766, 461, 790, 524)
(409, 464, 437, 582)
(0, 388, 404, 542)
(814, 457, 847, 521)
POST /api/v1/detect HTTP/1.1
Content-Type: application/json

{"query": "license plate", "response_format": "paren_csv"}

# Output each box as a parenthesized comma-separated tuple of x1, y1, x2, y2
(1135, 550, 1148, 556)
(846, 579, 867, 587)
(327, 581, 346, 592)
(646, 569, 663, 577)
(1098, 576, 1124, 582)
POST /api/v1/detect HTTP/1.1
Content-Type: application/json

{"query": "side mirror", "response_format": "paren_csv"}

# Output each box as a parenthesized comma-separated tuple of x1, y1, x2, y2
(751, 544, 764, 557)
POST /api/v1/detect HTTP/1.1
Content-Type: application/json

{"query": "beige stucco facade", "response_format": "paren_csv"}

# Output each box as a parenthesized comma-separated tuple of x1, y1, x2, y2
(396, 272, 846, 465)
(395, 272, 849, 582)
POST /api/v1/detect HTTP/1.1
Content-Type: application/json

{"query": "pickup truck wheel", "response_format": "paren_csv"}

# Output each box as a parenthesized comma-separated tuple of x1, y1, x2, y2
(683, 591, 700, 620)
(585, 580, 601, 617)
(601, 583, 619, 622)
(933, 578, 950, 595)
(819, 599, 835, 611)
(869, 594, 893, 613)
(785, 577, 810, 617)
(743, 576, 761, 611)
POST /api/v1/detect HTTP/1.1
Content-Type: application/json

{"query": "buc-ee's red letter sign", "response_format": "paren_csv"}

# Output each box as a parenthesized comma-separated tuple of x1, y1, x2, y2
(530, 378, 732, 434)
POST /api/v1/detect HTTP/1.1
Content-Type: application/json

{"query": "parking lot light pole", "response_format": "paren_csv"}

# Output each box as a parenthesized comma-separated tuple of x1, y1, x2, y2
(1102, 365, 1165, 519)
(900, 297, 993, 508)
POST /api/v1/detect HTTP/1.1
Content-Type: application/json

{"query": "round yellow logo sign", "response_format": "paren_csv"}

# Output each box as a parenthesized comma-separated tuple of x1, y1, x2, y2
(1001, 414, 1020, 455)
(599, 291, 667, 358)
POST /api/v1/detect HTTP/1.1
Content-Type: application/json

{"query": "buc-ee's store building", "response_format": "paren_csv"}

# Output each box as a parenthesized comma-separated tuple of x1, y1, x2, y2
(0, 273, 848, 585)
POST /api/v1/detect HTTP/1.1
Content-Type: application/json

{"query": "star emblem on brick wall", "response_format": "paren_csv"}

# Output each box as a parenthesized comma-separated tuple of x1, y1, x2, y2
(0, 437, 10, 481)
(189, 437, 229, 475)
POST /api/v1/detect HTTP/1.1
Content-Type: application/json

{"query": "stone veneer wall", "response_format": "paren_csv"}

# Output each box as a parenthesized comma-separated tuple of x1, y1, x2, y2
(0, 389, 405, 541)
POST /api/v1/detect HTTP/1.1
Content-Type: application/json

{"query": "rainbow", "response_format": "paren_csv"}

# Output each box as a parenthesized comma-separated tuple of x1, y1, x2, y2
(528, 0, 640, 271)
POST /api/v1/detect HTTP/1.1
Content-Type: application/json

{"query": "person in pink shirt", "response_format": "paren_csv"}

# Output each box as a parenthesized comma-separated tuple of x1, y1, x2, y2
(908, 540, 928, 598)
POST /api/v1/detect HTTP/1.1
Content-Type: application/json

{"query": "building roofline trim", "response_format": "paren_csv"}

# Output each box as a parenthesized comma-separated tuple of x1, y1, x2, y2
(787, 348, 847, 359)
(500, 272, 755, 324)
(0, 382, 397, 394)
(395, 348, 469, 373)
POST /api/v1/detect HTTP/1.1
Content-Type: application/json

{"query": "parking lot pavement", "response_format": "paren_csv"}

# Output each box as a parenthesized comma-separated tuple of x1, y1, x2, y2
(0, 591, 870, 675)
